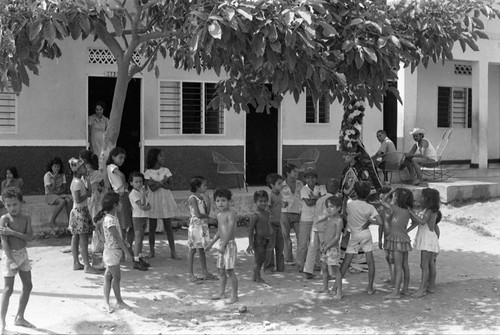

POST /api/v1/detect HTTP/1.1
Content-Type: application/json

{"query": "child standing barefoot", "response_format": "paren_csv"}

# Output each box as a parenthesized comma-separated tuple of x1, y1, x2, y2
(144, 149, 180, 259)
(68, 158, 101, 274)
(263, 173, 285, 274)
(0, 187, 35, 332)
(128, 172, 151, 271)
(95, 192, 133, 313)
(408, 188, 440, 297)
(187, 176, 216, 282)
(316, 196, 344, 300)
(246, 190, 271, 284)
(380, 188, 414, 299)
(206, 189, 239, 304)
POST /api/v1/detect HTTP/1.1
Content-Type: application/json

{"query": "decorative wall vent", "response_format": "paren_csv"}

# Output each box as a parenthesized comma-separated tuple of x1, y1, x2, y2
(88, 48, 142, 65)
(454, 63, 472, 75)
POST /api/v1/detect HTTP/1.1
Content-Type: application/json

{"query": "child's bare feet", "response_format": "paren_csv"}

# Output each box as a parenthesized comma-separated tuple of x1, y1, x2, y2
(144, 251, 155, 259)
(210, 293, 226, 300)
(116, 301, 131, 310)
(426, 288, 436, 293)
(225, 297, 239, 305)
(73, 263, 84, 271)
(411, 290, 427, 298)
(400, 289, 410, 296)
(384, 293, 401, 299)
(103, 304, 115, 314)
(315, 288, 330, 294)
(366, 288, 376, 295)
(14, 318, 35, 328)
(254, 278, 266, 284)
(333, 293, 343, 301)
(84, 266, 103, 274)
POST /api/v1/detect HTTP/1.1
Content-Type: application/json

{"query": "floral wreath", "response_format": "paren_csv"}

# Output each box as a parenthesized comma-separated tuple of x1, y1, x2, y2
(339, 99, 366, 154)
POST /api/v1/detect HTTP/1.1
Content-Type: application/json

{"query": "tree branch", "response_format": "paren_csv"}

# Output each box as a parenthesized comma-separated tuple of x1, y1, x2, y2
(128, 42, 163, 77)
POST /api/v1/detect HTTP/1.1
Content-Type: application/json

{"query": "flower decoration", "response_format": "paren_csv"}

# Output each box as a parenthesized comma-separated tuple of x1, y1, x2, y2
(339, 99, 366, 154)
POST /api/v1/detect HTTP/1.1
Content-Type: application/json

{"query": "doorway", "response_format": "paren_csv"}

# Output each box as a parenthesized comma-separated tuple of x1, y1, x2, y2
(245, 106, 278, 185)
(88, 76, 141, 178)
(383, 81, 398, 148)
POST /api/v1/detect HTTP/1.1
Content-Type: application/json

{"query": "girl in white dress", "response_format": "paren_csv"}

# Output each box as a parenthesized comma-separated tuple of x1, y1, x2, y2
(144, 149, 180, 259)
(408, 188, 441, 297)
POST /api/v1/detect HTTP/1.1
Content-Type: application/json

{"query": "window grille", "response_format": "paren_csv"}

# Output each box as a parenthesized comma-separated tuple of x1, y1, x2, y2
(0, 89, 16, 133)
(305, 91, 330, 124)
(454, 63, 472, 75)
(88, 48, 142, 65)
(437, 86, 472, 128)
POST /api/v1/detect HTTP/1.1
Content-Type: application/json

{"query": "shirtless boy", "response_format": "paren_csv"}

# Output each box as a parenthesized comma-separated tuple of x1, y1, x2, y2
(246, 190, 271, 284)
(206, 188, 239, 304)
(0, 187, 35, 333)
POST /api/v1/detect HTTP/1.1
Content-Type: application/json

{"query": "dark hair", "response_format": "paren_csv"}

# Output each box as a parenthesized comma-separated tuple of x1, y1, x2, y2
(146, 148, 162, 170)
(129, 171, 144, 183)
(421, 188, 440, 213)
(353, 181, 371, 199)
(106, 147, 126, 165)
(47, 157, 64, 174)
(394, 188, 414, 209)
(376, 130, 387, 136)
(94, 192, 120, 223)
(5, 166, 19, 179)
(282, 163, 297, 177)
(378, 186, 392, 195)
(79, 150, 99, 170)
(95, 100, 106, 110)
(266, 173, 282, 188)
(1, 187, 22, 202)
(253, 190, 269, 202)
(436, 210, 442, 224)
(214, 188, 232, 201)
(326, 178, 340, 194)
(326, 195, 342, 209)
(190, 176, 206, 193)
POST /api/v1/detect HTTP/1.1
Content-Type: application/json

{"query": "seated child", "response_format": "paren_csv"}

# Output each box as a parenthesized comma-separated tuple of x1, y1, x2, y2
(246, 190, 271, 284)
(206, 189, 239, 304)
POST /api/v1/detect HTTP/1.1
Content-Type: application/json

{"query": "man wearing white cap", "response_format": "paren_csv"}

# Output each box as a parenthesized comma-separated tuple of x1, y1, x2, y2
(403, 128, 437, 185)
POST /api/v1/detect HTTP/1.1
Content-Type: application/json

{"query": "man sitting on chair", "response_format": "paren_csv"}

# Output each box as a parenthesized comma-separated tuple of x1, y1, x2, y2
(371, 130, 398, 183)
(403, 128, 437, 186)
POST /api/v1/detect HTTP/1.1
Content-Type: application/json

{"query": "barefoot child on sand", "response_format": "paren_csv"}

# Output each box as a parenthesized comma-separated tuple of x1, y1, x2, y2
(408, 188, 441, 297)
(0, 187, 35, 332)
(316, 195, 344, 300)
(128, 172, 151, 271)
(206, 189, 239, 304)
(94, 192, 133, 313)
(380, 188, 414, 299)
(246, 190, 271, 284)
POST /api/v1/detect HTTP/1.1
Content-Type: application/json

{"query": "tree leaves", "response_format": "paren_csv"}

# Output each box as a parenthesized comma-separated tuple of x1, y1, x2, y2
(43, 21, 56, 45)
(208, 21, 222, 39)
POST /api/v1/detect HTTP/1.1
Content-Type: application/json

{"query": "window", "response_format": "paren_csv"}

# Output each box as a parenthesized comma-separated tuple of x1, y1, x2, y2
(305, 93, 330, 124)
(159, 81, 224, 135)
(437, 86, 472, 128)
(0, 89, 17, 133)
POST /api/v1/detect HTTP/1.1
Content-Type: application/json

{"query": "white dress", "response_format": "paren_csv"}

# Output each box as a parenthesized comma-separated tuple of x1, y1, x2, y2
(413, 210, 440, 253)
(144, 167, 179, 219)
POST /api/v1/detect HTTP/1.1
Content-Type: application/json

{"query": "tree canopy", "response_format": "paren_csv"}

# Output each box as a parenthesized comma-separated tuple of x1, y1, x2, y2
(1, 0, 499, 136)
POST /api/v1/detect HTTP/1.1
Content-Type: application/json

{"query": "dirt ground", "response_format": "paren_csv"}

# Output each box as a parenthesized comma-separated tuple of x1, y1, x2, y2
(1, 198, 499, 335)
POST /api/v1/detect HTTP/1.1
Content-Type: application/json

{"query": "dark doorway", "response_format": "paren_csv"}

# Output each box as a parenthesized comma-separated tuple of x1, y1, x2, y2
(245, 107, 278, 185)
(88, 77, 141, 178)
(383, 81, 398, 148)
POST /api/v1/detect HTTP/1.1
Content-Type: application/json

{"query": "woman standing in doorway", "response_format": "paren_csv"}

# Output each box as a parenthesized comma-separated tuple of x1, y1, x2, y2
(88, 101, 109, 157)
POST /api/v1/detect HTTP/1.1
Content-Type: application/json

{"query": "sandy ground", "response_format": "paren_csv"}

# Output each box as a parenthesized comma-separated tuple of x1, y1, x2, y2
(1, 199, 499, 335)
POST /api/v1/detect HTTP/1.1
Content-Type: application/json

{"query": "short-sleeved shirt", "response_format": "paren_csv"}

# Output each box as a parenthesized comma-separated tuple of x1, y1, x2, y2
(129, 189, 149, 218)
(312, 192, 333, 232)
(43, 172, 66, 194)
(268, 191, 282, 223)
(103, 214, 122, 250)
(281, 179, 303, 214)
(378, 137, 398, 164)
(300, 184, 321, 222)
(70, 177, 87, 208)
(106, 164, 126, 193)
(346, 199, 379, 235)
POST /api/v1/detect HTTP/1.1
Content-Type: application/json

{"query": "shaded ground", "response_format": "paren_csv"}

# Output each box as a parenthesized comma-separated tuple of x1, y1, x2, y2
(1, 200, 500, 334)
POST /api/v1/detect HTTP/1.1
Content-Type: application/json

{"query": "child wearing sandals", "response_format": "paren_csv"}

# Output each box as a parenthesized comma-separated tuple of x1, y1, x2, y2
(380, 188, 414, 299)
(95, 192, 132, 313)
(187, 176, 217, 282)
(408, 188, 440, 297)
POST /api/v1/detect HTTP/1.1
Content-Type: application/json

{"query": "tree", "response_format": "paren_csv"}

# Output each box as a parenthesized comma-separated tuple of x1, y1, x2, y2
(1, 0, 499, 159)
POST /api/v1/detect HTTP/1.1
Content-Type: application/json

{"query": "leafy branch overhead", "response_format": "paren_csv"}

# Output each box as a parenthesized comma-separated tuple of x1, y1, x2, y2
(1, 0, 499, 113)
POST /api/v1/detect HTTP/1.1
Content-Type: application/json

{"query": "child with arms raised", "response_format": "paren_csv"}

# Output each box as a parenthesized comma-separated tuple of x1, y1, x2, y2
(187, 176, 216, 282)
(246, 190, 271, 284)
(316, 195, 344, 300)
(407, 188, 440, 297)
(94, 192, 133, 313)
(263, 173, 284, 274)
(380, 188, 414, 299)
(0, 187, 35, 332)
(206, 189, 239, 304)
(128, 172, 151, 271)
(339, 181, 383, 295)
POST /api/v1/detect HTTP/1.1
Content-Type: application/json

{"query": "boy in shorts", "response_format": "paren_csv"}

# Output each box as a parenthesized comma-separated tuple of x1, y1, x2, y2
(339, 181, 383, 295)
(0, 187, 35, 332)
(206, 189, 239, 304)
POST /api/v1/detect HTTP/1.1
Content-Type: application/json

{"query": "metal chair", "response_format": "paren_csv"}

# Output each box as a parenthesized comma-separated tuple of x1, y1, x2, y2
(284, 148, 320, 172)
(212, 151, 248, 191)
(377, 151, 406, 184)
(421, 128, 453, 181)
